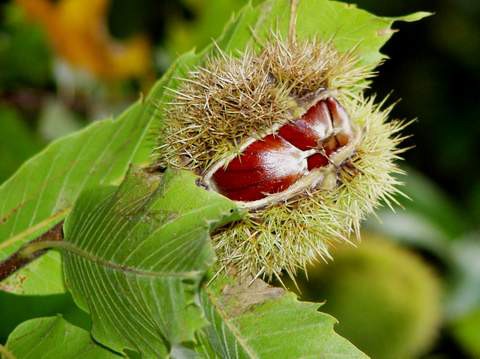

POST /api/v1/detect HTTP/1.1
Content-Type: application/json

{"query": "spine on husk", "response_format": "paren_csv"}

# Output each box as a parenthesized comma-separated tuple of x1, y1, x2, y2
(154, 31, 407, 280)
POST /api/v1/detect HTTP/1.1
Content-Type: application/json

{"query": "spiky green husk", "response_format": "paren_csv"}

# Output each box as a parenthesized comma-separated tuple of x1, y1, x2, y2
(156, 36, 370, 171)
(213, 97, 407, 279)
(296, 237, 442, 359)
(155, 35, 406, 279)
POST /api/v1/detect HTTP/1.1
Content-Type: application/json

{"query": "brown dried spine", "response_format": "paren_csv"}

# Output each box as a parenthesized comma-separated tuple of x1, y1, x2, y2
(155, 35, 406, 280)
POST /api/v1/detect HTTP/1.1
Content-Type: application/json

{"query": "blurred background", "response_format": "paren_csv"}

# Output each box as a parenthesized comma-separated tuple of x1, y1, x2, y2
(0, 0, 478, 358)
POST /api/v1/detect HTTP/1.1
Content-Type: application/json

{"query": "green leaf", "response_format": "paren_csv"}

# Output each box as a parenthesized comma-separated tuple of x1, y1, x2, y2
(0, 251, 65, 295)
(294, 3, 431, 67)
(0, 290, 90, 343)
(0, 54, 193, 294)
(196, 277, 368, 358)
(208, 0, 431, 67)
(5, 316, 121, 359)
(62, 168, 241, 357)
(0, 0, 427, 294)
(0, 99, 144, 293)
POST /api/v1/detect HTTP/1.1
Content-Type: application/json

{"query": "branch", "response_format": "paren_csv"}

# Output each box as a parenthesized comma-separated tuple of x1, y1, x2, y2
(0, 222, 64, 283)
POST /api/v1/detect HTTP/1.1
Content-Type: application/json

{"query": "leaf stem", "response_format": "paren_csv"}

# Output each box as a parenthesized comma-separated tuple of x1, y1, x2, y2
(0, 222, 63, 283)
(288, 0, 299, 45)
(0, 221, 201, 283)
(0, 344, 16, 359)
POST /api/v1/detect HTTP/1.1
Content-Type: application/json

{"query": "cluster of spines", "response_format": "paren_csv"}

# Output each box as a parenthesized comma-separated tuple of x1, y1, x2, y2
(213, 96, 407, 280)
(155, 34, 407, 280)
(262, 35, 373, 97)
(156, 35, 370, 174)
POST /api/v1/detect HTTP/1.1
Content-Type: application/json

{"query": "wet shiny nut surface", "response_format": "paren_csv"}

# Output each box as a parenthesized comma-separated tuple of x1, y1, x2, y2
(211, 97, 352, 202)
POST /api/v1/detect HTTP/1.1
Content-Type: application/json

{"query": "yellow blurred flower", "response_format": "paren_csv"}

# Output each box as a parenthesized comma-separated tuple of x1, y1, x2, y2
(16, 0, 152, 80)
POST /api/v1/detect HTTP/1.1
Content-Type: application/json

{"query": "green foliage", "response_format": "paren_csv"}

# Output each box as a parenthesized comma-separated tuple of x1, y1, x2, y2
(0, 0, 430, 357)
(372, 167, 468, 241)
(38, 99, 83, 141)
(166, 0, 246, 55)
(447, 238, 480, 319)
(0, 63, 185, 294)
(0, 106, 42, 182)
(5, 316, 121, 359)
(0, 291, 89, 344)
(0, 101, 145, 294)
(0, 251, 64, 295)
(0, 4, 52, 89)
(0, 45, 202, 296)
(62, 168, 241, 357)
(400, 167, 468, 238)
(197, 277, 368, 358)
(368, 169, 480, 322)
(206, 0, 429, 67)
(292, 2, 429, 67)
(366, 167, 468, 259)
(60, 168, 364, 357)
(297, 238, 442, 359)
(0, 0, 428, 295)
(452, 308, 480, 358)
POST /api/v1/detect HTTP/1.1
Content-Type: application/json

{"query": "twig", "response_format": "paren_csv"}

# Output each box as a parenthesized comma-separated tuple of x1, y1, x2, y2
(0, 222, 64, 283)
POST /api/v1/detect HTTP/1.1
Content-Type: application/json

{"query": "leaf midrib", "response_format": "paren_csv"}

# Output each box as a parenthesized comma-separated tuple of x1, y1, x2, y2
(59, 241, 202, 279)
(205, 287, 260, 359)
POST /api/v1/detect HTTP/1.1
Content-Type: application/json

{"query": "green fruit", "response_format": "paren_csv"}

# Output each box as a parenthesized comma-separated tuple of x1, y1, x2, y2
(299, 238, 442, 359)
